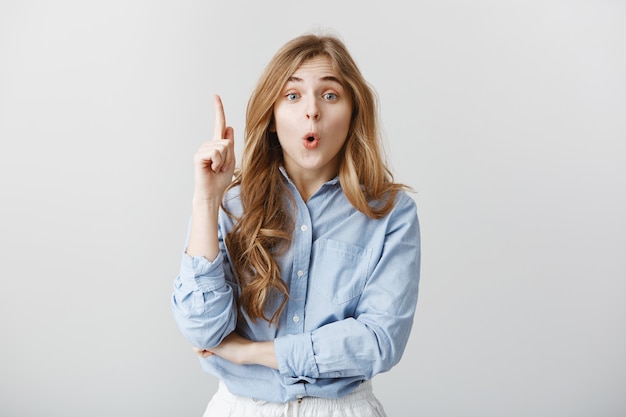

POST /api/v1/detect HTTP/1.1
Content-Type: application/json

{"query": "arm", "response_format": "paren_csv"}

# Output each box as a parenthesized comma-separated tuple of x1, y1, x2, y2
(186, 94, 235, 261)
(171, 95, 238, 349)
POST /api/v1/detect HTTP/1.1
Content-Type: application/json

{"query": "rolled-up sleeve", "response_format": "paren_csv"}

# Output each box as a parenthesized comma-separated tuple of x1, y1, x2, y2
(274, 332, 319, 384)
(171, 251, 237, 349)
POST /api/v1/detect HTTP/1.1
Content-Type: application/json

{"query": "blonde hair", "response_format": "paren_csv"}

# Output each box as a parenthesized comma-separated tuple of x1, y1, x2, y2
(224, 33, 409, 324)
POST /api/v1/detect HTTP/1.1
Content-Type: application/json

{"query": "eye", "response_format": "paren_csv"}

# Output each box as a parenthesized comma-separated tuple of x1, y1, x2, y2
(286, 92, 299, 101)
(323, 92, 338, 101)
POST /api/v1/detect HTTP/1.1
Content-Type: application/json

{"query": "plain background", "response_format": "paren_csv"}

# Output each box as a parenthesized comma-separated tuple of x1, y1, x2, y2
(1, 1, 624, 416)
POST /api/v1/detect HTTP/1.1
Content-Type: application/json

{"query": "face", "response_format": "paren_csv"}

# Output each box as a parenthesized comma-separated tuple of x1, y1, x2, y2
(273, 56, 353, 184)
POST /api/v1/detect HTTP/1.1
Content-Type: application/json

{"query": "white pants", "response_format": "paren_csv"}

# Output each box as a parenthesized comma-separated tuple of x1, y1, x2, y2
(202, 380, 388, 417)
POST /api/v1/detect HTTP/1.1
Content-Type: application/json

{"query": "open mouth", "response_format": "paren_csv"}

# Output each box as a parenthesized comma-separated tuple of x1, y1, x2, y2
(303, 132, 320, 149)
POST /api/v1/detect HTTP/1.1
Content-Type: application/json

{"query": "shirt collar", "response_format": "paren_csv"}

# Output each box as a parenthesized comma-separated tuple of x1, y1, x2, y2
(278, 166, 340, 187)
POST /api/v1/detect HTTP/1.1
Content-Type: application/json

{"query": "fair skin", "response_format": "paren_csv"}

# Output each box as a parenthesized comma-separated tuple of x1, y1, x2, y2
(187, 56, 353, 368)
(273, 55, 352, 200)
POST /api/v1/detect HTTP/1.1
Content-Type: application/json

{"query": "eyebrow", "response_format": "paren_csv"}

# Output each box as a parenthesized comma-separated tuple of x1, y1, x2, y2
(286, 75, 344, 86)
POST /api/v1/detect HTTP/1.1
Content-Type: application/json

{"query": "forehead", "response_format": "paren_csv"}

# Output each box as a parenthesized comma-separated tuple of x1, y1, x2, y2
(288, 56, 341, 81)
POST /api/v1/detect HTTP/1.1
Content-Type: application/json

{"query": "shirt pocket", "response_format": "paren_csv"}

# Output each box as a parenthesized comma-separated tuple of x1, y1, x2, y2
(309, 238, 372, 305)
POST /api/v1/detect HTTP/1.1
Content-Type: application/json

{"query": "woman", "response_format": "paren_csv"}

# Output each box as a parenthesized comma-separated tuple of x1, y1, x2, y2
(172, 32, 421, 417)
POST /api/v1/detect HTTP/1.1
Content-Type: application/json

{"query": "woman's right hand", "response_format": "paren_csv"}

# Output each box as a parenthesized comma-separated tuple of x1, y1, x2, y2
(193, 95, 236, 202)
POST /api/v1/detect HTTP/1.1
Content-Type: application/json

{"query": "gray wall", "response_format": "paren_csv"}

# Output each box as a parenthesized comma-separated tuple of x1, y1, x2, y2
(1, 1, 624, 416)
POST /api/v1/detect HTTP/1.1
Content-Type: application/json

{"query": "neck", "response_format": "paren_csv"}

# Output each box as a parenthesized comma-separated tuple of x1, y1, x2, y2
(283, 167, 337, 202)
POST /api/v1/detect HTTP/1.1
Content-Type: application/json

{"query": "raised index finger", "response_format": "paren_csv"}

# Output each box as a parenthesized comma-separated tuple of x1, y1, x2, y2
(213, 94, 226, 140)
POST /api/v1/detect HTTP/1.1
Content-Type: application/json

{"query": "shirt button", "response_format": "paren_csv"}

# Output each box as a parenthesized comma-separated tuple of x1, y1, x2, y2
(297, 270, 304, 277)
(292, 314, 300, 323)
(300, 225, 308, 232)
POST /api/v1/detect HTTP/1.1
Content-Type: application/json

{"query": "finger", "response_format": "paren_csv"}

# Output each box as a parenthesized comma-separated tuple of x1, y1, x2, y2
(220, 127, 235, 172)
(223, 126, 234, 141)
(192, 347, 214, 358)
(211, 149, 226, 172)
(213, 94, 226, 140)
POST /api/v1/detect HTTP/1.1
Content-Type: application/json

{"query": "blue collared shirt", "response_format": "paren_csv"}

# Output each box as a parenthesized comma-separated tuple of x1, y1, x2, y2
(172, 171, 421, 403)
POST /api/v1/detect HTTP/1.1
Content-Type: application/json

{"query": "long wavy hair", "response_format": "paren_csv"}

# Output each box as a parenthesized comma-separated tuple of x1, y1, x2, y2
(224, 33, 409, 324)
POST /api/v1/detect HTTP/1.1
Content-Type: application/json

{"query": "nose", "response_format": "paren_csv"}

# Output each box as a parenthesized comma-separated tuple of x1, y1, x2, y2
(306, 98, 320, 120)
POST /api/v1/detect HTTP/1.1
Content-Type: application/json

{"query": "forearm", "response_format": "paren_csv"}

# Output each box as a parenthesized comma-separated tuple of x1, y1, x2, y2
(253, 340, 279, 369)
(273, 317, 400, 382)
(202, 333, 279, 369)
(186, 197, 221, 261)
(274, 287, 419, 381)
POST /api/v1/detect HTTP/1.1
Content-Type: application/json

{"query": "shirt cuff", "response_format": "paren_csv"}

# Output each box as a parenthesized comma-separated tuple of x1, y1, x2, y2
(274, 333, 319, 384)
(178, 252, 225, 292)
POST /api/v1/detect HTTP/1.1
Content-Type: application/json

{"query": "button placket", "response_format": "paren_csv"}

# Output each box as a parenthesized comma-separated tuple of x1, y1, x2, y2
(285, 198, 311, 333)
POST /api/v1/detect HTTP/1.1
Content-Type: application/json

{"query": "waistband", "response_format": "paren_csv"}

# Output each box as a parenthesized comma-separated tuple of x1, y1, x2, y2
(217, 379, 374, 410)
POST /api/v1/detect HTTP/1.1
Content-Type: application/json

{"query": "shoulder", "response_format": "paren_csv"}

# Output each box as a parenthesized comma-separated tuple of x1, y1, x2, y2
(388, 191, 419, 225)
(393, 190, 417, 210)
(370, 189, 418, 219)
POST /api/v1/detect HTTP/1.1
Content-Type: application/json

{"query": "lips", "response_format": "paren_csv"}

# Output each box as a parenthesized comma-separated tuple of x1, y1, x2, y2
(303, 132, 320, 149)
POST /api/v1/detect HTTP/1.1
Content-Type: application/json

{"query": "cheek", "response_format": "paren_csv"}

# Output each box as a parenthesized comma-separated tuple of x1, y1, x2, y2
(336, 103, 353, 125)
(273, 107, 296, 133)
(335, 109, 353, 134)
